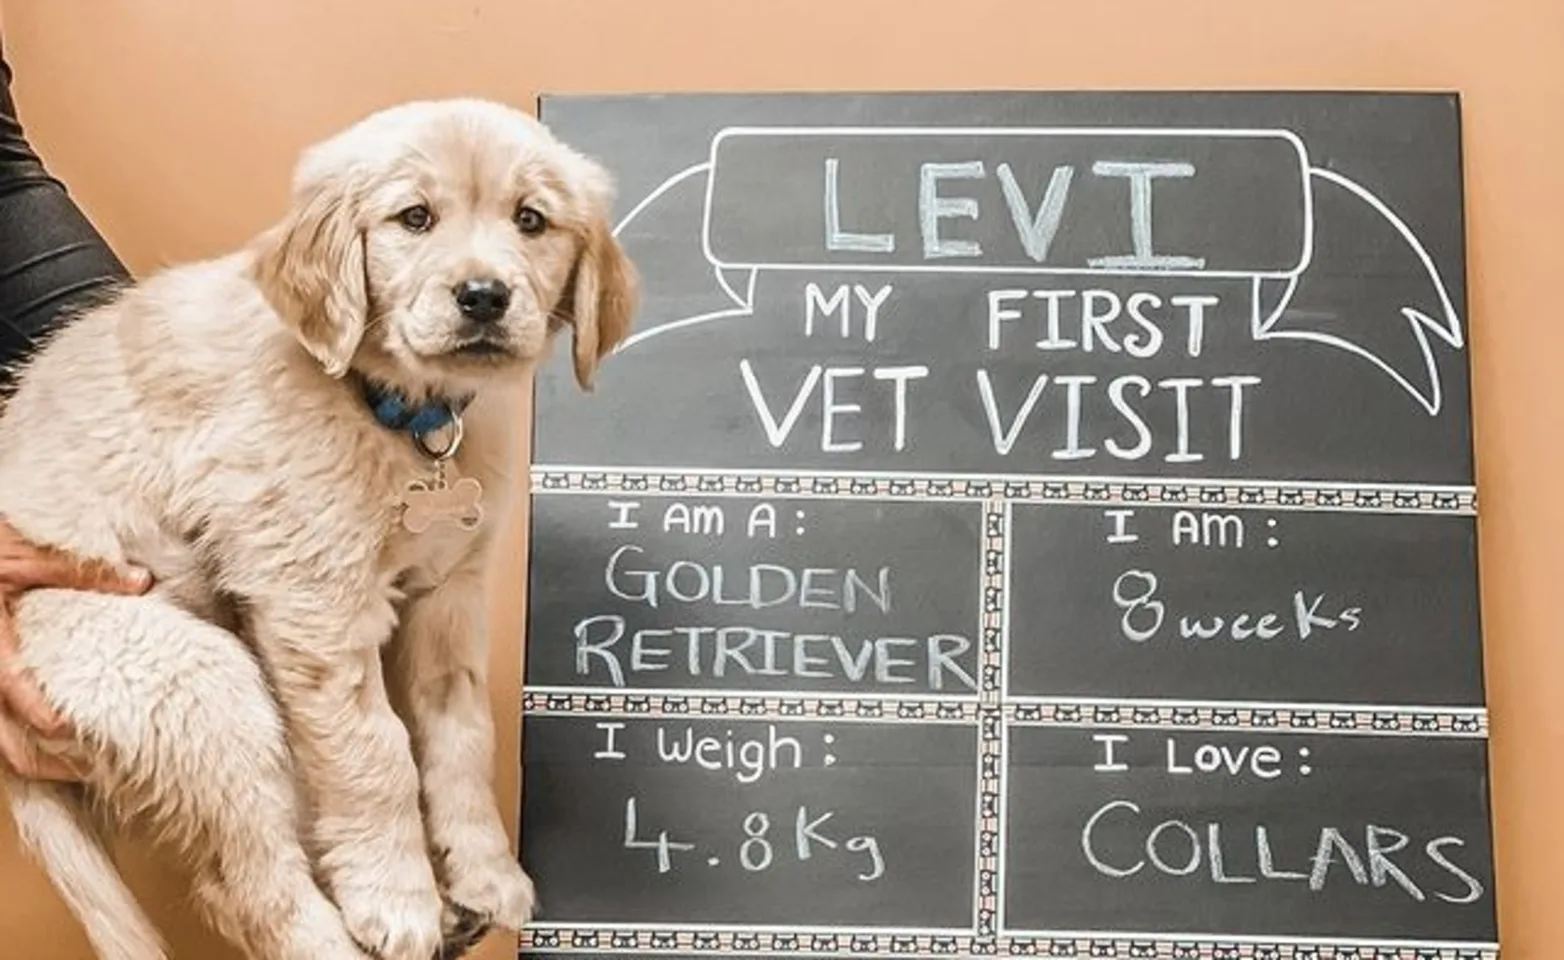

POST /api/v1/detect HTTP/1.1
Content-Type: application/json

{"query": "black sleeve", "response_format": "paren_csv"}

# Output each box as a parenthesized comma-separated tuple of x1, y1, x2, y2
(0, 32, 130, 383)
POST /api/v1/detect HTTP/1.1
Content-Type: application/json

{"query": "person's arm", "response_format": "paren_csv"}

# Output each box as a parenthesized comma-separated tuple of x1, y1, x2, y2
(0, 33, 149, 781)
(0, 31, 130, 379)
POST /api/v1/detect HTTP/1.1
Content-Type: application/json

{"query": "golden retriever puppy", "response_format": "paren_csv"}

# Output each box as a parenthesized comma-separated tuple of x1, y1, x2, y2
(0, 99, 634, 960)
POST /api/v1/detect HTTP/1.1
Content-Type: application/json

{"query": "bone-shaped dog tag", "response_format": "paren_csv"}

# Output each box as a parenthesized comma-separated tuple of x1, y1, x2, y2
(401, 460, 484, 534)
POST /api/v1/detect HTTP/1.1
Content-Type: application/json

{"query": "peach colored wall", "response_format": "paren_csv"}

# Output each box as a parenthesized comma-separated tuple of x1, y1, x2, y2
(0, 1, 1559, 957)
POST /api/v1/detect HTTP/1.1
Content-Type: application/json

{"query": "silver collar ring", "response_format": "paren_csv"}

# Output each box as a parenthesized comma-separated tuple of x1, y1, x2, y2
(413, 415, 464, 461)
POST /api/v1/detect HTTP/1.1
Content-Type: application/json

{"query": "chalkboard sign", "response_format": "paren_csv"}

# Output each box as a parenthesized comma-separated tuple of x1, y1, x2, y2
(520, 93, 1496, 960)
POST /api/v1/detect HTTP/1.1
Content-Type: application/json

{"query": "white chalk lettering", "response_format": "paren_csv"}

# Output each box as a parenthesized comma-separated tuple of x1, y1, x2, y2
(996, 162, 1074, 263)
(746, 503, 778, 539)
(976, 370, 1049, 456)
(662, 502, 725, 536)
(654, 723, 803, 784)
(794, 634, 835, 679)
(1258, 825, 1308, 881)
(823, 157, 895, 253)
(665, 563, 709, 603)
(1366, 825, 1424, 901)
(796, 806, 839, 860)
(1051, 374, 1097, 460)
(1094, 733, 1130, 772)
(1172, 293, 1218, 357)
(919, 160, 985, 259)
(1081, 805, 1480, 904)
(604, 553, 891, 613)
(835, 636, 873, 682)
(572, 619, 977, 692)
(1147, 819, 1202, 876)
(972, 367, 1257, 463)
(873, 365, 929, 451)
(1112, 569, 1165, 642)
(846, 834, 886, 882)
(623, 797, 695, 874)
(1088, 160, 1206, 270)
(1123, 292, 1165, 358)
(1033, 289, 1078, 350)
(741, 812, 774, 871)
(1104, 508, 1139, 545)
(1310, 827, 1370, 891)
(594, 721, 626, 760)
(1208, 824, 1256, 884)
(821, 366, 864, 453)
(1212, 374, 1262, 460)
(804, 283, 850, 337)
(1426, 837, 1486, 904)
(1081, 800, 1144, 878)
(740, 358, 931, 453)
(926, 634, 977, 691)
(1164, 737, 1284, 781)
(740, 359, 820, 448)
(607, 500, 640, 530)
(630, 628, 672, 675)
(1080, 289, 1122, 353)
(576, 614, 627, 686)
(983, 286, 1221, 357)
(1159, 376, 1204, 463)
(987, 289, 1026, 350)
(803, 282, 893, 342)
(1110, 569, 1364, 645)
(1105, 375, 1153, 460)
(1172, 510, 1245, 549)
(853, 284, 892, 342)
(875, 638, 919, 684)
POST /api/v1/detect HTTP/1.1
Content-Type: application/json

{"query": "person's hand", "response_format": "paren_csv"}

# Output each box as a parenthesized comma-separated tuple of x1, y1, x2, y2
(0, 517, 151, 780)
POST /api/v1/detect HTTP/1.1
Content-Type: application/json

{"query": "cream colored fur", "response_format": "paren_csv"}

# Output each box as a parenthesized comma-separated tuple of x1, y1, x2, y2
(0, 99, 635, 960)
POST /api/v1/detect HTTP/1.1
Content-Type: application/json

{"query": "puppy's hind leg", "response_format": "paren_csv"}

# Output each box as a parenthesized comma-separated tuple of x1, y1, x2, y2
(10, 590, 369, 960)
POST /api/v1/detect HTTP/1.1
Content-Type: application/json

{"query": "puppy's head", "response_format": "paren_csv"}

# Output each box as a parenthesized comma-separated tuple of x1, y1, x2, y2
(250, 98, 636, 393)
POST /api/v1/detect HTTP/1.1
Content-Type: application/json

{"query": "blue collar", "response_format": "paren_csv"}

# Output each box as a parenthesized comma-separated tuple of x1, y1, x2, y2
(357, 377, 474, 439)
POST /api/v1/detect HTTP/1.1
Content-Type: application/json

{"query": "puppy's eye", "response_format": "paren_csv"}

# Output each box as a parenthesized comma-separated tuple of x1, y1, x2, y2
(515, 205, 548, 236)
(396, 205, 435, 233)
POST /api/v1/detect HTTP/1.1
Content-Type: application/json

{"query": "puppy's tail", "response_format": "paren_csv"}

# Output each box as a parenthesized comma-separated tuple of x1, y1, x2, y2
(7, 778, 168, 960)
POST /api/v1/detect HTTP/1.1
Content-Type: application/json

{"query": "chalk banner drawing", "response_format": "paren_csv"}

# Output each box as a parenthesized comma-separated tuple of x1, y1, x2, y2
(519, 93, 1496, 960)
(620, 128, 1460, 419)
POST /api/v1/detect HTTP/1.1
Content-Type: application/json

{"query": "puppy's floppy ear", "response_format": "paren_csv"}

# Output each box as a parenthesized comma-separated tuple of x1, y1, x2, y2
(556, 168, 638, 391)
(249, 152, 369, 378)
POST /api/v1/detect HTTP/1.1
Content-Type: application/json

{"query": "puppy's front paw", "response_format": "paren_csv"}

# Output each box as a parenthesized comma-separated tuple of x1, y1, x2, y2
(443, 853, 536, 935)
(334, 871, 444, 960)
(437, 902, 491, 959)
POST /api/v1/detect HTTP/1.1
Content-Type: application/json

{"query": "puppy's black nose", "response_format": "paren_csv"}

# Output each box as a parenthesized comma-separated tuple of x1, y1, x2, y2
(454, 278, 511, 323)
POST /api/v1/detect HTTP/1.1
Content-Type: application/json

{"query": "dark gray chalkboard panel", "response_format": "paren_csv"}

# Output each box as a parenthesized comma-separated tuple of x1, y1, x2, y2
(1004, 727, 1496, 940)
(520, 91, 1495, 959)
(520, 717, 977, 928)
(526, 495, 983, 695)
(533, 92, 1473, 486)
(1007, 506, 1485, 706)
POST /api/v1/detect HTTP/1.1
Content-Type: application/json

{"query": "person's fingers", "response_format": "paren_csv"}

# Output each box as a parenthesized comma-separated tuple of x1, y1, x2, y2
(0, 710, 81, 782)
(3, 543, 151, 595)
(0, 601, 17, 660)
(0, 611, 72, 738)
(0, 665, 72, 739)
